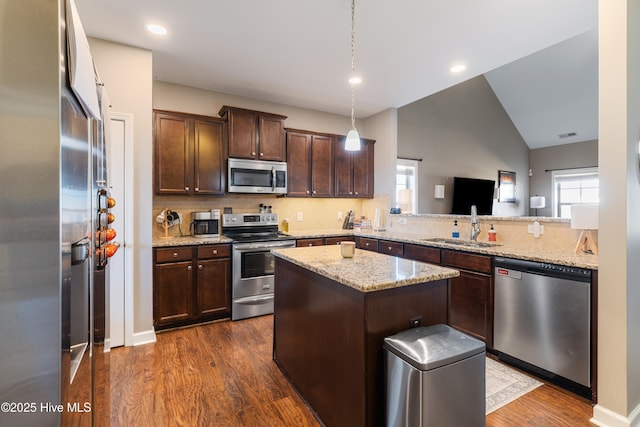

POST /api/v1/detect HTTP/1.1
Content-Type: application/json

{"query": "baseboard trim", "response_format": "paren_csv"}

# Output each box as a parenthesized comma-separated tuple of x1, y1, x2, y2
(132, 328, 156, 346)
(591, 402, 640, 427)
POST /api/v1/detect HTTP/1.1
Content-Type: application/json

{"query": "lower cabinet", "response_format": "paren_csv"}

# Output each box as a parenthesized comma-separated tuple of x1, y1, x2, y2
(441, 250, 493, 347)
(355, 236, 378, 252)
(154, 244, 231, 329)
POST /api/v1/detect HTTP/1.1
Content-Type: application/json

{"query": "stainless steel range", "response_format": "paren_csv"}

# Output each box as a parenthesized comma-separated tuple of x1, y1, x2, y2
(222, 213, 295, 320)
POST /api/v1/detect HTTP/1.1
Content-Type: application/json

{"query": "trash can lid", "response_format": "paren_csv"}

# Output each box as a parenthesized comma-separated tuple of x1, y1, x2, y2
(383, 324, 485, 371)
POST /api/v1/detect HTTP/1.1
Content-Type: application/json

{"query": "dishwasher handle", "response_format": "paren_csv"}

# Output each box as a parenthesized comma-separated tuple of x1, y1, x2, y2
(494, 257, 591, 282)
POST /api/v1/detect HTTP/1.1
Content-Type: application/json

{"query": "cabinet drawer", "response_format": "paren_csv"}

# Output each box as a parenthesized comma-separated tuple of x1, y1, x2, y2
(155, 247, 194, 263)
(441, 250, 492, 274)
(197, 244, 231, 259)
(378, 240, 404, 256)
(297, 238, 325, 247)
(325, 236, 355, 245)
(404, 244, 441, 264)
(356, 237, 378, 252)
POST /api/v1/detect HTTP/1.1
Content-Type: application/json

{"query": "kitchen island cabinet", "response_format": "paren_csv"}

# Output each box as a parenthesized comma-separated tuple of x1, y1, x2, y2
(272, 246, 458, 427)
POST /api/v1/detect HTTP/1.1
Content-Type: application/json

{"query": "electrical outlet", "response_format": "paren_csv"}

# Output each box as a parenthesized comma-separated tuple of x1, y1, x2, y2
(410, 316, 422, 328)
(297, 212, 303, 222)
(337, 211, 343, 221)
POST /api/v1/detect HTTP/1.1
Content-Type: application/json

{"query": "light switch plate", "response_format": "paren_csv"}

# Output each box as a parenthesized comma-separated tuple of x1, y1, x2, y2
(297, 212, 303, 221)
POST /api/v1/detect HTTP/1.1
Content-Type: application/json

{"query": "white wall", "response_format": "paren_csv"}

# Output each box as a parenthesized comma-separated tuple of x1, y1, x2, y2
(593, 0, 640, 425)
(88, 38, 154, 337)
(153, 81, 357, 136)
(363, 108, 398, 201)
(397, 75, 530, 216)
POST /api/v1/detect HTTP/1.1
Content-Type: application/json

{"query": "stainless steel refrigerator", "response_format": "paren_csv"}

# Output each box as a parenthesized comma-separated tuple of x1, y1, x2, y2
(0, 0, 112, 425)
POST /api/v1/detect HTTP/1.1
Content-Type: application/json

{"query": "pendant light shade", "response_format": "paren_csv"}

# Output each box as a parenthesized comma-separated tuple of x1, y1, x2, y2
(345, 129, 361, 151)
(345, 0, 361, 151)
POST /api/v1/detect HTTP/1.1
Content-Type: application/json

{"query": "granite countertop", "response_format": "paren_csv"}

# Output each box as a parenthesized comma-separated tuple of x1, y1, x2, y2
(283, 229, 598, 270)
(153, 235, 233, 247)
(272, 245, 459, 292)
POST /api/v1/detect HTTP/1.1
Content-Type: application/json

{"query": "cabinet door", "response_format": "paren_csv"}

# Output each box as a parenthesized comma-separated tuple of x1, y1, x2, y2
(448, 270, 492, 344)
(286, 131, 312, 196)
(311, 135, 334, 197)
(154, 261, 193, 325)
(325, 236, 354, 246)
(154, 112, 191, 194)
(353, 140, 374, 198)
(356, 237, 378, 252)
(227, 109, 257, 159)
(378, 240, 403, 256)
(193, 118, 225, 194)
(196, 258, 230, 317)
(258, 114, 286, 161)
(334, 136, 354, 197)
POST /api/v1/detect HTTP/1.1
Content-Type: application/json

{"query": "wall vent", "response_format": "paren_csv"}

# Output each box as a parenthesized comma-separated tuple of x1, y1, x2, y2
(558, 132, 577, 139)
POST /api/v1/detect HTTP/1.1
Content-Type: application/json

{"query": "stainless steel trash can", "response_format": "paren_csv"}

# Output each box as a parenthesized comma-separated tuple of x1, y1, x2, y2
(384, 324, 486, 427)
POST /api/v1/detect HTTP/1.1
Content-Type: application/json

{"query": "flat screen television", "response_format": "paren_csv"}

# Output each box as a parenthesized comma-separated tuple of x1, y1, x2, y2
(451, 177, 495, 215)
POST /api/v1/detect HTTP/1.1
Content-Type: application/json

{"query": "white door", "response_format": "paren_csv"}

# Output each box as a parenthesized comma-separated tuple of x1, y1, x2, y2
(108, 112, 133, 348)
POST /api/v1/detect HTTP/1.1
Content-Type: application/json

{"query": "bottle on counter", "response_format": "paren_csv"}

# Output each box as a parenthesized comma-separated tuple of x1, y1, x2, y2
(282, 218, 289, 233)
(452, 220, 460, 239)
(488, 224, 497, 242)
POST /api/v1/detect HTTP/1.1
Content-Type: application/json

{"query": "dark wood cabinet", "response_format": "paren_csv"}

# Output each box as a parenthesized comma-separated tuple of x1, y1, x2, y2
(286, 130, 334, 197)
(296, 238, 325, 247)
(355, 236, 378, 252)
(377, 239, 404, 257)
(404, 243, 441, 264)
(441, 250, 493, 346)
(153, 110, 225, 195)
(153, 244, 231, 329)
(334, 137, 374, 198)
(219, 106, 287, 161)
(324, 236, 355, 246)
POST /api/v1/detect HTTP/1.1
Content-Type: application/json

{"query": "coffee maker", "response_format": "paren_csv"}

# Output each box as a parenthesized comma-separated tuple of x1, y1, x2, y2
(191, 210, 220, 238)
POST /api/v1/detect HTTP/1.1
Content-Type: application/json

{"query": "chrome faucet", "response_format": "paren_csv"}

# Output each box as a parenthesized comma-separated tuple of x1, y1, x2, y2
(470, 205, 481, 241)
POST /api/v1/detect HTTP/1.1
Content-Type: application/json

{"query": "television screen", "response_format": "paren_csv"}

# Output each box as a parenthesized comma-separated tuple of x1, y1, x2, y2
(451, 177, 495, 215)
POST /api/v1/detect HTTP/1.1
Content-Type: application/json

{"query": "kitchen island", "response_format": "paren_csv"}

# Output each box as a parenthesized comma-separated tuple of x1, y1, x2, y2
(272, 245, 459, 427)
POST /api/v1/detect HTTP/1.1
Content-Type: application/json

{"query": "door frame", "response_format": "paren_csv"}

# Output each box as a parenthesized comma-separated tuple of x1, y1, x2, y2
(109, 112, 135, 347)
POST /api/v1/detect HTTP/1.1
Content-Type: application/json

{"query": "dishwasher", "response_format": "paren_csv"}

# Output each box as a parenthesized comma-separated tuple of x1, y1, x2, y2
(494, 257, 591, 398)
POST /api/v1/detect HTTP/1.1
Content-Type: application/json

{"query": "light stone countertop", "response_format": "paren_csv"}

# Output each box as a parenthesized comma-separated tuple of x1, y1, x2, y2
(272, 245, 460, 292)
(153, 235, 233, 247)
(284, 229, 598, 270)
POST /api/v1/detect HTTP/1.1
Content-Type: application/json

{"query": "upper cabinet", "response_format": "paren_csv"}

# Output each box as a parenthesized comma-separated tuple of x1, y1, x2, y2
(334, 137, 375, 198)
(154, 110, 225, 195)
(219, 106, 287, 161)
(286, 130, 334, 197)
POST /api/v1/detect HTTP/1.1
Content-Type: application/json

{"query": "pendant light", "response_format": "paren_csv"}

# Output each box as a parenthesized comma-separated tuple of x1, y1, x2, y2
(345, 0, 361, 151)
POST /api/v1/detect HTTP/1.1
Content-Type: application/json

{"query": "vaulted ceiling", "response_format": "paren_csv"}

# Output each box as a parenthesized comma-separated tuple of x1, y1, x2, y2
(75, 0, 598, 149)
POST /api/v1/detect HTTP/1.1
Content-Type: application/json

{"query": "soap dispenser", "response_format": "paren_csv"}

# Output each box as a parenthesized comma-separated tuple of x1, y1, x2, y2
(488, 224, 497, 242)
(452, 220, 460, 239)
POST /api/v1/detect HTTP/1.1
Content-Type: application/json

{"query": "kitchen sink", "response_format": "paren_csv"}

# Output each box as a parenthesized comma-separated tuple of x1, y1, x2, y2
(422, 238, 501, 248)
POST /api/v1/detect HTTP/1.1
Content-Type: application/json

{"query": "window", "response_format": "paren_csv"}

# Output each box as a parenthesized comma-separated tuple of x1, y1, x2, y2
(552, 167, 599, 218)
(396, 159, 418, 214)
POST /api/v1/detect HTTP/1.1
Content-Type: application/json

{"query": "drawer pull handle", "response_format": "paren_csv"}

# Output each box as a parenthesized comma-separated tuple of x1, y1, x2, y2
(187, 265, 192, 271)
(213, 250, 218, 255)
(198, 264, 203, 270)
(388, 246, 392, 250)
(173, 252, 178, 258)
(308, 243, 313, 247)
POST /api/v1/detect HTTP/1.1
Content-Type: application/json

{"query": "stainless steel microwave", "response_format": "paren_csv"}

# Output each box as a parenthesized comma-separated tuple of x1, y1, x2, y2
(227, 158, 287, 194)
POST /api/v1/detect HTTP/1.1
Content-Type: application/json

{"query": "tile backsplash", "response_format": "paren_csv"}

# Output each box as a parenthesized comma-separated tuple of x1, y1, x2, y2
(153, 194, 391, 238)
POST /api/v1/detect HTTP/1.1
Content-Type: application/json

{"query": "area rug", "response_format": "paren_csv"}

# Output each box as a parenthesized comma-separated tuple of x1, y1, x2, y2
(486, 357, 542, 414)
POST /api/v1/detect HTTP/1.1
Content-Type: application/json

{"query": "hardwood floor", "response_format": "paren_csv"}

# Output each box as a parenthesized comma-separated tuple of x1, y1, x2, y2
(106, 315, 594, 426)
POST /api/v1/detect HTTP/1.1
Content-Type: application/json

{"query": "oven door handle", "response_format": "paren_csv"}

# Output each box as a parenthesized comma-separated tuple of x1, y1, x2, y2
(271, 166, 276, 192)
(234, 294, 274, 305)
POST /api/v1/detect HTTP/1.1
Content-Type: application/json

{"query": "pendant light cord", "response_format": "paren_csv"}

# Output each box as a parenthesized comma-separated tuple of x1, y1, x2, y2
(350, 0, 357, 131)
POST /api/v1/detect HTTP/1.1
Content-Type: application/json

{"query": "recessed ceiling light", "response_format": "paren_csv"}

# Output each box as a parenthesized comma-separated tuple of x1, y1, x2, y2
(147, 24, 167, 35)
(349, 75, 362, 85)
(450, 64, 466, 73)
